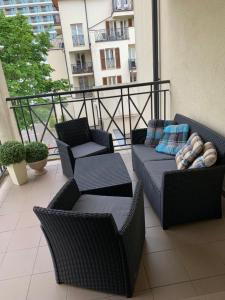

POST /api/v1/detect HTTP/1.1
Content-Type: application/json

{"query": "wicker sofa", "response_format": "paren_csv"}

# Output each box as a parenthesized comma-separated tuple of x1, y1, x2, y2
(132, 114, 225, 229)
(33, 179, 145, 298)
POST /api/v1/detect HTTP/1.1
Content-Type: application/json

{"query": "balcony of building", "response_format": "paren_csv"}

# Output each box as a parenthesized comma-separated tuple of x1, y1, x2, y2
(128, 58, 136, 70)
(71, 62, 93, 76)
(112, 0, 134, 18)
(1, 0, 225, 299)
(95, 27, 129, 42)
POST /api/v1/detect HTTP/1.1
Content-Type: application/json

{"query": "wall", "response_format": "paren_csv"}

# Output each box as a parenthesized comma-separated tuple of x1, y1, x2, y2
(133, 0, 153, 83)
(47, 49, 68, 81)
(160, 0, 225, 137)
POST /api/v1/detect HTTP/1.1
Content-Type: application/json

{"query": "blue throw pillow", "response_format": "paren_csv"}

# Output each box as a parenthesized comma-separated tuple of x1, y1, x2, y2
(155, 124, 189, 155)
(145, 119, 176, 147)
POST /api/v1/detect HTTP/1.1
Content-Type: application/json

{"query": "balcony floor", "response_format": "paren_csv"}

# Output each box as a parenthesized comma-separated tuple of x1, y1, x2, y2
(0, 150, 225, 300)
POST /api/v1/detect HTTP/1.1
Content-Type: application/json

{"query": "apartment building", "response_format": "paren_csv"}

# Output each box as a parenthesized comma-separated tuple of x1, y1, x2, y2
(55, 0, 136, 92)
(0, 0, 59, 39)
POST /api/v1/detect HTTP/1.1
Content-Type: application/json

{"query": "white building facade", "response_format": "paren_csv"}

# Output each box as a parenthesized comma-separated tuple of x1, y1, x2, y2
(57, 0, 136, 91)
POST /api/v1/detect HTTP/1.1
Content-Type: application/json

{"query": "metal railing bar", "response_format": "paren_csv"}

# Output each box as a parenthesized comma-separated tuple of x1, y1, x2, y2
(6, 80, 170, 101)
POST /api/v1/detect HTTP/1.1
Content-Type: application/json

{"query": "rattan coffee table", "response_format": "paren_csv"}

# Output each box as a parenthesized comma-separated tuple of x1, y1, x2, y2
(74, 153, 133, 197)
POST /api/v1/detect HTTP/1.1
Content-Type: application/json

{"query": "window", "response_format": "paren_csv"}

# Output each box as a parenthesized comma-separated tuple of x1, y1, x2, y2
(102, 76, 122, 86)
(130, 72, 137, 82)
(71, 24, 84, 47)
(100, 48, 120, 70)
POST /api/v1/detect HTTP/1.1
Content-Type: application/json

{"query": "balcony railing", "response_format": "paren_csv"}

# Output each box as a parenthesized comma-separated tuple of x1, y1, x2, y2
(128, 58, 136, 70)
(113, 0, 133, 11)
(71, 62, 93, 74)
(6, 80, 170, 154)
(72, 35, 85, 47)
(95, 28, 129, 42)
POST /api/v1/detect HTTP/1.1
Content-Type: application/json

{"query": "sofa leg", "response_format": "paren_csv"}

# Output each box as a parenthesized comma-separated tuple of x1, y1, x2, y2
(162, 224, 168, 230)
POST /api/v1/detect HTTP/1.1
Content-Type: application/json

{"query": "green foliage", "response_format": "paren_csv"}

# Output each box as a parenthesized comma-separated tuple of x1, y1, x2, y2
(0, 13, 70, 128)
(25, 142, 48, 163)
(0, 141, 25, 166)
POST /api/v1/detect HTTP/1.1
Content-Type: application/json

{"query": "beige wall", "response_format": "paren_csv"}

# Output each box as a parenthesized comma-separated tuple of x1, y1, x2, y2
(47, 49, 68, 81)
(160, 0, 225, 137)
(133, 0, 153, 83)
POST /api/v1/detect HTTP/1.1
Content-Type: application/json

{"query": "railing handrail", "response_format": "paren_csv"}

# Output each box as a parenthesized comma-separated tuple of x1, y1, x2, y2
(6, 80, 170, 101)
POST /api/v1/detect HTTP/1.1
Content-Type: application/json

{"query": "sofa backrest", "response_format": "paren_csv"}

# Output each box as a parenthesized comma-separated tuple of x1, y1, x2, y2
(174, 114, 225, 164)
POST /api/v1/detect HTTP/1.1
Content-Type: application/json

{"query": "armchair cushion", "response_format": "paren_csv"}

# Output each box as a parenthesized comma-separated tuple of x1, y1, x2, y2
(72, 194, 133, 231)
(71, 142, 107, 158)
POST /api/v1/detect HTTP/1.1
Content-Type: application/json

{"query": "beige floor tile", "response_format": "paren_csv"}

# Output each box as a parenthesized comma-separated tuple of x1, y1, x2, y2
(144, 206, 160, 228)
(0, 213, 20, 232)
(185, 297, 207, 300)
(0, 248, 37, 280)
(16, 211, 39, 229)
(206, 291, 225, 300)
(109, 289, 153, 299)
(27, 272, 67, 300)
(209, 240, 225, 263)
(33, 246, 54, 274)
(176, 244, 225, 280)
(0, 231, 13, 252)
(0, 196, 27, 215)
(144, 226, 174, 253)
(143, 250, 189, 288)
(67, 285, 108, 300)
(8, 226, 41, 251)
(134, 262, 150, 293)
(0, 276, 30, 300)
(39, 234, 47, 246)
(192, 274, 225, 296)
(152, 282, 196, 300)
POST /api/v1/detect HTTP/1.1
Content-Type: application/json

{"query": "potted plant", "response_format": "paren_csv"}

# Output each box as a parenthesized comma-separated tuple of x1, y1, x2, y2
(0, 141, 28, 185)
(25, 142, 48, 175)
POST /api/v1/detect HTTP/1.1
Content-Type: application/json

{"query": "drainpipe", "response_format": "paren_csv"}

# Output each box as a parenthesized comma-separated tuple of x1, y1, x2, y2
(152, 0, 160, 119)
(84, 0, 95, 87)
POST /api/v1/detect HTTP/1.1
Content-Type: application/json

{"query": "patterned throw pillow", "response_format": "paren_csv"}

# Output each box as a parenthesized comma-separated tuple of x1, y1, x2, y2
(155, 124, 189, 155)
(175, 133, 204, 170)
(145, 120, 176, 147)
(189, 142, 217, 169)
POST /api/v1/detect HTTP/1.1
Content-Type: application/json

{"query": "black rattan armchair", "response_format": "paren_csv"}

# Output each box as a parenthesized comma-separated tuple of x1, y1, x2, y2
(33, 179, 145, 298)
(55, 118, 114, 178)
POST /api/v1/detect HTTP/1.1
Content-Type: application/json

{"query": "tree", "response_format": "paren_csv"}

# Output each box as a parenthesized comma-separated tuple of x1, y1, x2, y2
(0, 13, 70, 129)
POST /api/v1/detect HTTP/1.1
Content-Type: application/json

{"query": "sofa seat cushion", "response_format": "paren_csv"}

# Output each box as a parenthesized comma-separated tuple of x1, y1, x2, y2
(72, 194, 133, 231)
(71, 142, 107, 158)
(144, 160, 177, 191)
(133, 144, 174, 164)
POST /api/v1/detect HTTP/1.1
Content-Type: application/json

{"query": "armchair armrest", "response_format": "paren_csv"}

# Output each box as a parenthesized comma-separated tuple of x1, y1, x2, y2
(90, 129, 114, 153)
(131, 128, 147, 145)
(48, 179, 81, 211)
(162, 165, 225, 228)
(56, 138, 75, 178)
(119, 182, 145, 295)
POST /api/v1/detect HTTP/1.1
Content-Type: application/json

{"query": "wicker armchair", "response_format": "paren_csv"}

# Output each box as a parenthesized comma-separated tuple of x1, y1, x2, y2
(55, 118, 114, 178)
(33, 179, 145, 298)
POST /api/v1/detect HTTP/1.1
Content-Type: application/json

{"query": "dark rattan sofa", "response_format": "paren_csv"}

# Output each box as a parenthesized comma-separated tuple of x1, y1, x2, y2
(33, 179, 145, 298)
(55, 118, 114, 178)
(132, 114, 225, 229)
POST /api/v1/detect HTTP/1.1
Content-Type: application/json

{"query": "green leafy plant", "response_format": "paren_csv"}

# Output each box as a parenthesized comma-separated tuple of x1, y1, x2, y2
(0, 141, 25, 166)
(25, 142, 48, 163)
